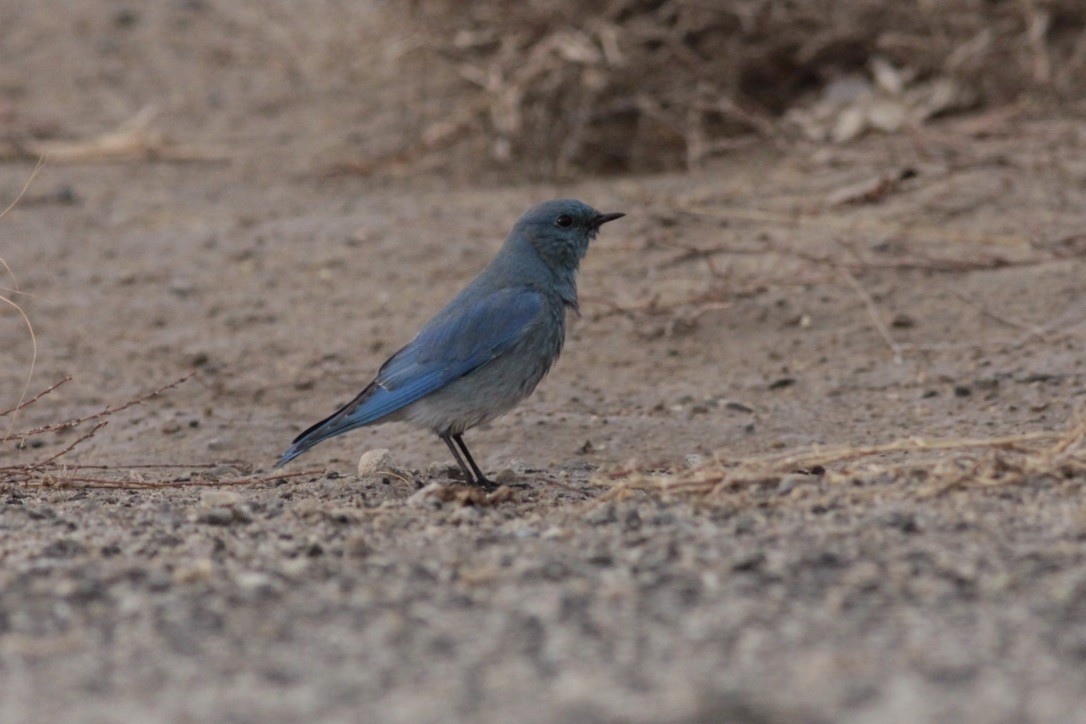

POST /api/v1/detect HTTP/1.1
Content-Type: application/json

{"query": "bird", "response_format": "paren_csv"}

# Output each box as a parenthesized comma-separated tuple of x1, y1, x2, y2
(275, 199, 624, 486)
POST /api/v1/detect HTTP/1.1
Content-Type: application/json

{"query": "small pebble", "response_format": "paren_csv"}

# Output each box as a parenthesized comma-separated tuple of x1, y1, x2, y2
(427, 461, 460, 478)
(776, 474, 809, 495)
(280, 557, 310, 576)
(201, 490, 242, 509)
(173, 559, 214, 584)
(146, 572, 173, 592)
(494, 468, 519, 484)
(204, 507, 235, 526)
(585, 504, 616, 526)
(344, 534, 371, 558)
(235, 571, 274, 593)
(357, 448, 395, 477)
(505, 458, 530, 474)
(169, 280, 197, 298)
(407, 483, 446, 509)
(890, 313, 915, 328)
(879, 510, 920, 533)
(452, 506, 481, 523)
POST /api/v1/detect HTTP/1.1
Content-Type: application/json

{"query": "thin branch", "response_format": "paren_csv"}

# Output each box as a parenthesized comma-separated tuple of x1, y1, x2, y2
(20, 469, 318, 490)
(0, 371, 322, 490)
(31, 421, 108, 466)
(0, 376, 71, 419)
(2, 373, 195, 442)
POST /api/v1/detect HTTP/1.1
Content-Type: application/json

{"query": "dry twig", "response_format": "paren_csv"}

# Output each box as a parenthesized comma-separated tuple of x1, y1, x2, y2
(600, 419, 1086, 502)
(1, 374, 191, 483)
(1, 374, 327, 490)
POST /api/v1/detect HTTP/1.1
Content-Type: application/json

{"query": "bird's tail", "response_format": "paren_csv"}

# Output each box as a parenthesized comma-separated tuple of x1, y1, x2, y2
(275, 434, 325, 468)
(274, 384, 380, 467)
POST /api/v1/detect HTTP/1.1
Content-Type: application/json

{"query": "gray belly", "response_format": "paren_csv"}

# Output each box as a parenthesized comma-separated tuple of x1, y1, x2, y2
(399, 310, 565, 435)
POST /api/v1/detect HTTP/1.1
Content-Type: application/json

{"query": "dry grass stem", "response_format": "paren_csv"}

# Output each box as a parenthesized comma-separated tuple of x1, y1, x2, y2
(1, 159, 44, 438)
(0, 107, 229, 165)
(601, 420, 1086, 502)
(838, 265, 904, 364)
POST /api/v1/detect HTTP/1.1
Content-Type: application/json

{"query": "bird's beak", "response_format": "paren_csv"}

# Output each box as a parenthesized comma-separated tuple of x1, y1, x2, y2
(590, 212, 625, 229)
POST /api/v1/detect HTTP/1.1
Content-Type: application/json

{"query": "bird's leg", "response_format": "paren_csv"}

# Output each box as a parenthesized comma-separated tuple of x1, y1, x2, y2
(453, 433, 496, 489)
(440, 433, 476, 484)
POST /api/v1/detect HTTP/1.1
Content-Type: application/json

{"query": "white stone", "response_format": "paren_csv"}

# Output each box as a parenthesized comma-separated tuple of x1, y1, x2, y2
(357, 448, 396, 477)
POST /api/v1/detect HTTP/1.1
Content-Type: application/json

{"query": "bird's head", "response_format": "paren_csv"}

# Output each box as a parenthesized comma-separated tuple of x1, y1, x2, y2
(510, 199, 624, 272)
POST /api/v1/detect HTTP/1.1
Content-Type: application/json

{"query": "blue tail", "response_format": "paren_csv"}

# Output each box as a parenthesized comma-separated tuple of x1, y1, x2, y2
(275, 384, 385, 467)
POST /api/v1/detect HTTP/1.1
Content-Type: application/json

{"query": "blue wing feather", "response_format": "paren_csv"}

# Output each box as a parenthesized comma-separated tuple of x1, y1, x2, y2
(276, 288, 543, 466)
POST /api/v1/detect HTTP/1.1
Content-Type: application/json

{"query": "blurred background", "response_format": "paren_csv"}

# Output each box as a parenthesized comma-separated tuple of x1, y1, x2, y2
(4, 0, 1086, 179)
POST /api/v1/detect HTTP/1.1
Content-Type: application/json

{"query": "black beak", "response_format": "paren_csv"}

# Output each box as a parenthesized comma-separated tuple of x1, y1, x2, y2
(590, 212, 625, 229)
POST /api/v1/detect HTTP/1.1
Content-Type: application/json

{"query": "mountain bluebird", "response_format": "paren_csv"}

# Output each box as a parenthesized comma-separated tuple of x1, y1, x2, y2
(276, 199, 624, 486)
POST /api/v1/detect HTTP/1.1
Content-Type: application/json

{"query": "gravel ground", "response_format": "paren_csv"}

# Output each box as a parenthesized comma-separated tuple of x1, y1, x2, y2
(2, 3, 1086, 722)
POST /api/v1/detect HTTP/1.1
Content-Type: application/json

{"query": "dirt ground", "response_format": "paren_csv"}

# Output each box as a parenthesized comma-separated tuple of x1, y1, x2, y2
(2, 3, 1086, 722)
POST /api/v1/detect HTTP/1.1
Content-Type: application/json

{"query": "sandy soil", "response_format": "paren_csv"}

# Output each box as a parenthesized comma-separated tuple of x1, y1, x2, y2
(2, 3, 1086, 722)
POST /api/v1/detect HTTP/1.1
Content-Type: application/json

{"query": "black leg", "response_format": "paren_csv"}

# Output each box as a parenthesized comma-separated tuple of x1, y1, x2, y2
(440, 433, 475, 484)
(453, 433, 495, 488)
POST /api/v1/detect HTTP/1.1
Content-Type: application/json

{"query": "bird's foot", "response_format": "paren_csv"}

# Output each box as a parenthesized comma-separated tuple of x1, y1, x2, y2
(444, 467, 498, 491)
(470, 475, 500, 492)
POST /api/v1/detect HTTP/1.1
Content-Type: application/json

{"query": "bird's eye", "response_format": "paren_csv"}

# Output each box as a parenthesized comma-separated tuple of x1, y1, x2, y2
(555, 215, 574, 228)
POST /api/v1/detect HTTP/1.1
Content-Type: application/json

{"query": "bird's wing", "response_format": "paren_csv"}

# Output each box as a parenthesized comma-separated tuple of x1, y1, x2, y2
(276, 288, 543, 465)
(376, 287, 543, 396)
